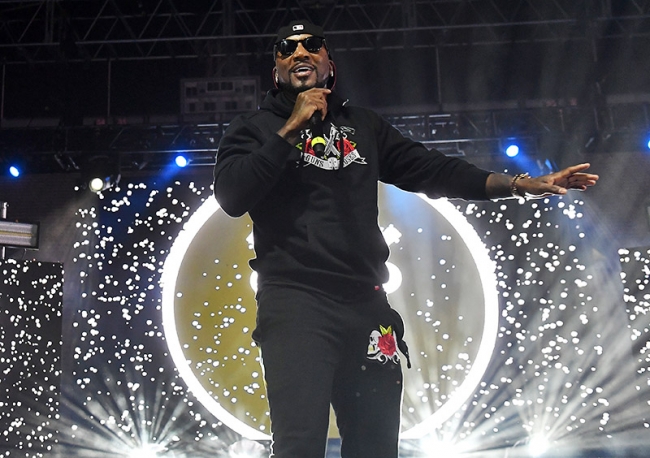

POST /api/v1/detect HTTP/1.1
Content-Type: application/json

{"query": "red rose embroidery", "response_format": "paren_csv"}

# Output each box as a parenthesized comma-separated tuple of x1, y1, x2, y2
(367, 325, 400, 364)
(342, 138, 356, 154)
(378, 332, 397, 356)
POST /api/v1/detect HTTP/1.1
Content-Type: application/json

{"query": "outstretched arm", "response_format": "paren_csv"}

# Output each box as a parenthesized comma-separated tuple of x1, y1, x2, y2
(486, 163, 599, 200)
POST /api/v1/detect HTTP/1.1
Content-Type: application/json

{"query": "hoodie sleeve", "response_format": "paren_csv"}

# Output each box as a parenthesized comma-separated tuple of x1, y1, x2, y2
(213, 114, 301, 217)
(374, 113, 492, 200)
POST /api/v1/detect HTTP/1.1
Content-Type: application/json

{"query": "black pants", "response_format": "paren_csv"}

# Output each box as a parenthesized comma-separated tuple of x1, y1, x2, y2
(254, 285, 404, 458)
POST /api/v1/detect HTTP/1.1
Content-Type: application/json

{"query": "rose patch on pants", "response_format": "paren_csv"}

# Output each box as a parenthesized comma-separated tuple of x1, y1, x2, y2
(367, 325, 400, 364)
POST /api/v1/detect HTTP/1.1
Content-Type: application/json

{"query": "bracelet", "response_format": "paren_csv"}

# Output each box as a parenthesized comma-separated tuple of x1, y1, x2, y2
(510, 173, 530, 198)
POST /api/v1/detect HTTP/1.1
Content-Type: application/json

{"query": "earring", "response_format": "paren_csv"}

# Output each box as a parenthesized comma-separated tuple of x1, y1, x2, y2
(330, 70, 333, 77)
(275, 72, 279, 84)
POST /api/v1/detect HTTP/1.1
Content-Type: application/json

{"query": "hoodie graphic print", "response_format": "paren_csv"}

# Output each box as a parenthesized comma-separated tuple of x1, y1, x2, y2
(298, 124, 368, 171)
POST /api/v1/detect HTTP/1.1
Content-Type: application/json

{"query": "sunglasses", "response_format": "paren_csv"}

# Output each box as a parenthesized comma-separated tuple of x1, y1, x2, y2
(274, 36, 326, 57)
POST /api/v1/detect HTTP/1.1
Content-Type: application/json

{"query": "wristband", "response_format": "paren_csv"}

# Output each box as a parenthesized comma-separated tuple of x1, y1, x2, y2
(510, 173, 530, 199)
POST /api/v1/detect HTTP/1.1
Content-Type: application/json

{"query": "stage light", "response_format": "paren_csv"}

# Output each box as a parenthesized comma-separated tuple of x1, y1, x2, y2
(88, 177, 106, 193)
(528, 434, 550, 457)
(224, 439, 267, 458)
(0, 220, 40, 249)
(9, 165, 21, 177)
(418, 436, 463, 458)
(87, 175, 120, 193)
(82, 155, 121, 193)
(505, 143, 520, 157)
(646, 137, 650, 150)
(128, 443, 165, 458)
(174, 154, 189, 168)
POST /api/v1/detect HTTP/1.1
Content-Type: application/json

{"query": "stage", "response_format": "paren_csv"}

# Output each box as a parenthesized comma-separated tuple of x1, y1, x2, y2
(1, 2, 650, 455)
(1, 165, 648, 457)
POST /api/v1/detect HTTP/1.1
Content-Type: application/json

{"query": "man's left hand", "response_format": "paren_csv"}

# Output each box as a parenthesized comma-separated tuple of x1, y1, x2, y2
(517, 163, 599, 198)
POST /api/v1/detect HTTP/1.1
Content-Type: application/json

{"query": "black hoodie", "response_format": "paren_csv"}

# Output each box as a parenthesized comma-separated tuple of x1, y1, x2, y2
(213, 89, 492, 298)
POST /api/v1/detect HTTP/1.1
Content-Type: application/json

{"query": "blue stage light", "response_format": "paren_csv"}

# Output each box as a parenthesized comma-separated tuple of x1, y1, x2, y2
(174, 155, 189, 168)
(646, 137, 650, 150)
(505, 144, 520, 158)
(9, 165, 21, 178)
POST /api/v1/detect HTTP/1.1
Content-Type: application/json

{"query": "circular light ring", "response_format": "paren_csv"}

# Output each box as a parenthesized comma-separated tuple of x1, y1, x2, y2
(161, 197, 269, 440)
(162, 194, 499, 440)
(400, 196, 499, 438)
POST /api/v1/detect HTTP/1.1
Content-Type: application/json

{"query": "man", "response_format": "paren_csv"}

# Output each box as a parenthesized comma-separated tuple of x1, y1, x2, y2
(213, 19, 598, 458)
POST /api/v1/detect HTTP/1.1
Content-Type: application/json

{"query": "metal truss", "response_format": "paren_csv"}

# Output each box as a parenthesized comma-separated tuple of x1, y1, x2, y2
(1, 0, 649, 175)
(1, 0, 650, 64)
(1, 95, 648, 176)
(386, 96, 650, 158)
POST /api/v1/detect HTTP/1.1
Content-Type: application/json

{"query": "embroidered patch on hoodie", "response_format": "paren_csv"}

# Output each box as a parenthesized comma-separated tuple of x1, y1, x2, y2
(367, 325, 400, 364)
(298, 125, 367, 170)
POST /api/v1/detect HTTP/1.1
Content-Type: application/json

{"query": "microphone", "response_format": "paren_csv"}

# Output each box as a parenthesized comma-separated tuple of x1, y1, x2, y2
(309, 112, 326, 155)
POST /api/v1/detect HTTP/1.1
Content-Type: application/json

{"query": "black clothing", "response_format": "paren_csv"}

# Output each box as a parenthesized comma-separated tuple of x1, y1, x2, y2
(213, 88, 493, 457)
(214, 89, 492, 298)
(256, 286, 403, 458)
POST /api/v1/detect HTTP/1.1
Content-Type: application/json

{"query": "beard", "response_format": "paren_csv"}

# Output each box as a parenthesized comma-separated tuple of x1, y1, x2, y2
(277, 74, 328, 97)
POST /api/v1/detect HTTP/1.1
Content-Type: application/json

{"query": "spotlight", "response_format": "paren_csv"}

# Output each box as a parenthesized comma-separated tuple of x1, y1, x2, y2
(82, 155, 121, 193)
(528, 434, 550, 457)
(88, 176, 112, 193)
(505, 143, 520, 158)
(174, 154, 189, 168)
(646, 137, 650, 150)
(128, 444, 165, 458)
(224, 439, 266, 458)
(9, 165, 21, 177)
(418, 437, 462, 458)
